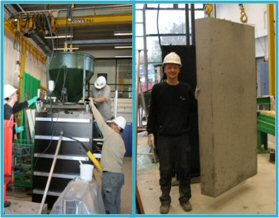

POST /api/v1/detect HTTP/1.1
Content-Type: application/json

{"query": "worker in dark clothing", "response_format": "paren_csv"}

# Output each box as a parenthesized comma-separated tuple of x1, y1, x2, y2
(147, 52, 195, 214)
(4, 84, 39, 131)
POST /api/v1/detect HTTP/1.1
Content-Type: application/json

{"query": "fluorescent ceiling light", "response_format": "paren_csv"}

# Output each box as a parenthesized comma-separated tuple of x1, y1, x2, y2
(54, 47, 79, 51)
(45, 35, 73, 39)
(114, 55, 132, 58)
(114, 32, 132, 36)
(114, 45, 132, 49)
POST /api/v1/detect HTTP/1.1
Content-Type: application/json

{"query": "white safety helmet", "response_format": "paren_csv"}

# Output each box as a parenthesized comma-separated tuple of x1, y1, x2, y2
(4, 84, 17, 99)
(163, 52, 182, 67)
(112, 116, 126, 130)
(94, 76, 107, 89)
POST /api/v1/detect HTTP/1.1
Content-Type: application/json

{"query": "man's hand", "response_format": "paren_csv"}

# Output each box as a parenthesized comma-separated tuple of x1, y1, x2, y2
(195, 87, 200, 99)
(28, 96, 39, 106)
(15, 126, 24, 133)
(148, 134, 155, 148)
(89, 97, 95, 104)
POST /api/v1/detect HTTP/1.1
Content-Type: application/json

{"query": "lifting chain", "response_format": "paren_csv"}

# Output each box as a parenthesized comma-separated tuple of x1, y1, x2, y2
(239, 4, 248, 24)
(204, 4, 213, 17)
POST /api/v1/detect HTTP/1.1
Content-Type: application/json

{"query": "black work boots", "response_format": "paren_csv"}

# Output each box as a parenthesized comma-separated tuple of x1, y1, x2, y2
(160, 201, 192, 213)
(160, 203, 170, 214)
(180, 201, 192, 212)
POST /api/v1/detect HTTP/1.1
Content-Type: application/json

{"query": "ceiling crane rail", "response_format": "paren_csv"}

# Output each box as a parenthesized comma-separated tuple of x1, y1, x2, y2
(9, 13, 132, 35)
(16, 4, 132, 17)
(55, 14, 132, 28)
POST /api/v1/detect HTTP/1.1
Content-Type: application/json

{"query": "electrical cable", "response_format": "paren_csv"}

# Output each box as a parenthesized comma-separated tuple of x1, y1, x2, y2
(61, 134, 103, 172)
(60, 66, 69, 103)
(44, 5, 54, 89)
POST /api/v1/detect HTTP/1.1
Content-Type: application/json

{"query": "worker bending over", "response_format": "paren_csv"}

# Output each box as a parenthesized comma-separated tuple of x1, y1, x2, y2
(147, 52, 195, 214)
(89, 97, 126, 214)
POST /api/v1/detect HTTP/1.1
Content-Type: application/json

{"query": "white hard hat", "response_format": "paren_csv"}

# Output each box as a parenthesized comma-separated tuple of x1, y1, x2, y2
(4, 84, 17, 99)
(94, 76, 107, 89)
(112, 116, 126, 130)
(163, 52, 182, 67)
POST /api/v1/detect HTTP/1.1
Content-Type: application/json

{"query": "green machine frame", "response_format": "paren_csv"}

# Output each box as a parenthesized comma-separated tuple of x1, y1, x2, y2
(257, 97, 275, 153)
(14, 72, 40, 187)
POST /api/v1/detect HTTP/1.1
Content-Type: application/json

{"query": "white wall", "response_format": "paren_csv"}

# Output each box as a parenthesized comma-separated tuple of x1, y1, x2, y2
(4, 34, 19, 88)
(4, 34, 47, 88)
(90, 59, 116, 91)
(215, 4, 268, 58)
(216, 4, 267, 36)
(25, 50, 47, 87)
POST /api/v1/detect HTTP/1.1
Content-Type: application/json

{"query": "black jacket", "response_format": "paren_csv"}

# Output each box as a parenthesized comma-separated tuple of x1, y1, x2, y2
(147, 82, 196, 136)
(4, 101, 28, 120)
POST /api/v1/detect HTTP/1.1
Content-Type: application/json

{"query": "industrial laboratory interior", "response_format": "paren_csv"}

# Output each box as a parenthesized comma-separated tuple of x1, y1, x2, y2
(3, 4, 132, 214)
(136, 4, 276, 214)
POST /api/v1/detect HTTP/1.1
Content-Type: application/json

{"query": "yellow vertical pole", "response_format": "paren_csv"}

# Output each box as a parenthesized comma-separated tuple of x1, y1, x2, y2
(18, 37, 27, 126)
(19, 37, 26, 100)
(267, 4, 276, 97)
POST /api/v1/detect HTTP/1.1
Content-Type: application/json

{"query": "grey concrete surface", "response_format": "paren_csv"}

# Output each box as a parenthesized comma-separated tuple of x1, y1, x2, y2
(195, 18, 257, 197)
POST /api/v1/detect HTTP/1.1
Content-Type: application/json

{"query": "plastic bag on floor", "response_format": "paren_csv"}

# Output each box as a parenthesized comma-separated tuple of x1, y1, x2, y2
(50, 177, 105, 214)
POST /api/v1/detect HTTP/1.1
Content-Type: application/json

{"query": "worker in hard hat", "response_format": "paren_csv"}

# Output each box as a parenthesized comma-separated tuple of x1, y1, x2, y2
(89, 97, 126, 214)
(4, 84, 39, 128)
(147, 52, 195, 214)
(92, 76, 112, 121)
(4, 84, 39, 208)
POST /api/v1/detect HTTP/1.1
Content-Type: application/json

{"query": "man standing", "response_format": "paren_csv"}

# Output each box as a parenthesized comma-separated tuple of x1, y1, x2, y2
(147, 52, 195, 214)
(89, 97, 126, 214)
(92, 76, 112, 121)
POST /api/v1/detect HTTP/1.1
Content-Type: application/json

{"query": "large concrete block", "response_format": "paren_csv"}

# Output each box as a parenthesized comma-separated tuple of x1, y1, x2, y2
(196, 18, 257, 197)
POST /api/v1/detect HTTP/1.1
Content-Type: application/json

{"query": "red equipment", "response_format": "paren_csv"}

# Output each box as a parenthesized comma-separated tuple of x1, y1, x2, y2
(4, 116, 15, 207)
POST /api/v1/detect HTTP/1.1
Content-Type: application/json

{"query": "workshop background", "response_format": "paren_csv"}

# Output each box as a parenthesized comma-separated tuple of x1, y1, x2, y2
(136, 3, 276, 214)
(3, 4, 132, 214)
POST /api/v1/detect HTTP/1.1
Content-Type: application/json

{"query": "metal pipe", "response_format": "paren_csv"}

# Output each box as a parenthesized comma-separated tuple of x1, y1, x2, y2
(267, 4, 276, 97)
(71, 38, 132, 45)
(190, 4, 196, 45)
(137, 49, 147, 125)
(17, 4, 26, 14)
(142, 4, 149, 91)
(185, 4, 190, 45)
(38, 131, 63, 214)
(114, 90, 118, 118)
(83, 58, 86, 102)
(17, 4, 132, 16)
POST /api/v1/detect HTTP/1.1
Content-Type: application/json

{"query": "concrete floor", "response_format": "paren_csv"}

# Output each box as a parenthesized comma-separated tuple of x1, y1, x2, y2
(6, 157, 132, 214)
(137, 134, 276, 214)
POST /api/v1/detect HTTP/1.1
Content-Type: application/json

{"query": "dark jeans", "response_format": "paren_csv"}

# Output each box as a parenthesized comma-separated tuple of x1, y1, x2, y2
(102, 172, 124, 214)
(157, 133, 191, 205)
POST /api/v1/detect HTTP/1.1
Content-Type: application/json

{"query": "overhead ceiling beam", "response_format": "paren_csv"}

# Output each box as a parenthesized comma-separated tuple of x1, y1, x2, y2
(15, 4, 132, 16)
(9, 13, 131, 33)
(4, 5, 18, 17)
(55, 14, 132, 28)
(71, 38, 132, 45)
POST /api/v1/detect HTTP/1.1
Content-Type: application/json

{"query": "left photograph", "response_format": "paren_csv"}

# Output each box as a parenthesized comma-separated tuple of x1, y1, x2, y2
(2, 4, 132, 215)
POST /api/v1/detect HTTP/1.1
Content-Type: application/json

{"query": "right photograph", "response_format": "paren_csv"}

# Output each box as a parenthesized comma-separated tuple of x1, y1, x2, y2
(136, 3, 276, 214)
